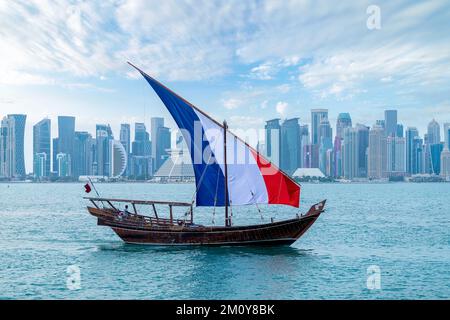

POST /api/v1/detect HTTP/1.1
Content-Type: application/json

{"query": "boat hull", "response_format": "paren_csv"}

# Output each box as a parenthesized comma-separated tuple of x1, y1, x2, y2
(87, 200, 325, 246)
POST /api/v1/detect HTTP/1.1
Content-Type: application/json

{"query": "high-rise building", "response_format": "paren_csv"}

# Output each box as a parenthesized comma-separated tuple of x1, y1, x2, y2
(384, 110, 397, 137)
(333, 113, 352, 178)
(406, 127, 419, 175)
(33, 153, 47, 178)
(73, 131, 93, 177)
(57, 116, 75, 175)
(33, 118, 51, 177)
(342, 127, 357, 179)
(299, 124, 309, 168)
(52, 138, 59, 173)
(427, 119, 440, 144)
(56, 153, 71, 177)
(0, 118, 8, 177)
(311, 109, 328, 170)
(132, 123, 151, 157)
(387, 136, 406, 175)
(443, 123, 450, 150)
(396, 124, 404, 138)
(336, 113, 352, 139)
(265, 119, 281, 167)
(430, 143, 443, 175)
(131, 122, 152, 179)
(1, 115, 27, 178)
(441, 121, 450, 179)
(156, 126, 171, 171)
(412, 137, 424, 174)
(368, 124, 387, 179)
(151, 117, 164, 164)
(95, 124, 113, 177)
(120, 124, 131, 176)
(109, 140, 127, 177)
(356, 124, 369, 177)
(318, 119, 332, 175)
(280, 118, 301, 174)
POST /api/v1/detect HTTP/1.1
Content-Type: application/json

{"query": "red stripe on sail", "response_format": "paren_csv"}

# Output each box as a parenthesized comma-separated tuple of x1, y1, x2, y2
(250, 149, 300, 208)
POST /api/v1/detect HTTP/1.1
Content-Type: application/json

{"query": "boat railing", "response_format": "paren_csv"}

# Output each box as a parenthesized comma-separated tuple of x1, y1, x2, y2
(84, 197, 194, 225)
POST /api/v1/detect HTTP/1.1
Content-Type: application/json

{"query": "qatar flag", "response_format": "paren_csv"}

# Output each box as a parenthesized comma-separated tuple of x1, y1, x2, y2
(84, 182, 92, 193)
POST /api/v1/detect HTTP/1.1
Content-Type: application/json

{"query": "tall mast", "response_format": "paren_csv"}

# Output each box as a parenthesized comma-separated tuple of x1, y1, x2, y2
(223, 120, 230, 227)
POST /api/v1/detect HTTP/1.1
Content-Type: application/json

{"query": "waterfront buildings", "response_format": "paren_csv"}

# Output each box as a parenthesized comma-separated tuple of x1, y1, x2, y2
(57, 116, 75, 174)
(265, 119, 281, 167)
(280, 118, 301, 175)
(384, 110, 397, 137)
(0, 114, 27, 178)
(368, 124, 387, 179)
(33, 118, 51, 177)
(406, 127, 419, 174)
(73, 131, 93, 177)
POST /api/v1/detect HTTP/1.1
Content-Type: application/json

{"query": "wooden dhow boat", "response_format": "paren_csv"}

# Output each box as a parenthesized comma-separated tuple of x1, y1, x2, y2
(85, 63, 326, 246)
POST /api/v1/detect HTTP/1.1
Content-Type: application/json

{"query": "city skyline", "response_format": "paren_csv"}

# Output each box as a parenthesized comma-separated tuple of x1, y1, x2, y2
(1, 109, 449, 177)
(2, 1, 450, 173)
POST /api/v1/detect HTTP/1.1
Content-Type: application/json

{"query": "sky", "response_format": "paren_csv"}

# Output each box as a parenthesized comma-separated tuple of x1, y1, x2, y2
(1, 0, 450, 173)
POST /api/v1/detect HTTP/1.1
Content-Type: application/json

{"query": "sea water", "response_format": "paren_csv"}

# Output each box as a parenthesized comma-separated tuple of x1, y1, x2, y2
(0, 182, 449, 299)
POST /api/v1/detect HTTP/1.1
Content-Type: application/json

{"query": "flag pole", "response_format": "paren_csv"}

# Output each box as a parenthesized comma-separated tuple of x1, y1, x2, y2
(88, 177, 101, 197)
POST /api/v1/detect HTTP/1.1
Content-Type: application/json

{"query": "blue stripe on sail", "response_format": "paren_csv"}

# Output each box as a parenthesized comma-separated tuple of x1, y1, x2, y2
(141, 74, 228, 206)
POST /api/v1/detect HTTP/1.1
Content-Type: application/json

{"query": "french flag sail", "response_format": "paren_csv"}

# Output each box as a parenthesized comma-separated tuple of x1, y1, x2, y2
(129, 63, 300, 208)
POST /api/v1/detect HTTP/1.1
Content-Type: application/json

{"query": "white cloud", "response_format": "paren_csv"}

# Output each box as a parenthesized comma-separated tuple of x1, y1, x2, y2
(276, 101, 288, 116)
(223, 98, 242, 110)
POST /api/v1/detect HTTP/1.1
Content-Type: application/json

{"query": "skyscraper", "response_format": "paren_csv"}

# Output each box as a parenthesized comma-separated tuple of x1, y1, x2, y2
(396, 124, 404, 138)
(430, 143, 443, 175)
(120, 124, 131, 176)
(412, 137, 424, 174)
(280, 118, 301, 175)
(427, 119, 440, 144)
(335, 113, 352, 139)
(33, 118, 51, 177)
(356, 124, 369, 177)
(0, 118, 8, 177)
(384, 110, 397, 137)
(131, 122, 152, 179)
(444, 123, 450, 150)
(387, 136, 406, 175)
(56, 153, 71, 177)
(73, 131, 93, 177)
(424, 119, 441, 173)
(151, 117, 164, 164)
(95, 124, 113, 177)
(156, 126, 171, 171)
(441, 122, 450, 178)
(368, 124, 387, 179)
(342, 127, 357, 179)
(299, 124, 309, 168)
(52, 138, 59, 173)
(57, 116, 75, 175)
(311, 109, 328, 170)
(311, 109, 328, 146)
(1, 115, 27, 178)
(265, 119, 281, 167)
(406, 127, 419, 175)
(318, 119, 332, 175)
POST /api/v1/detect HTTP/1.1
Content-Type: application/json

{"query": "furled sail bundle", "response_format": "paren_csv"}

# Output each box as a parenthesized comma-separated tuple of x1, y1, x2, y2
(129, 63, 300, 208)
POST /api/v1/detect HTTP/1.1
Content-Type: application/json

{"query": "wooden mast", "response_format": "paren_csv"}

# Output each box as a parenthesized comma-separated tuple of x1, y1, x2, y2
(223, 120, 230, 227)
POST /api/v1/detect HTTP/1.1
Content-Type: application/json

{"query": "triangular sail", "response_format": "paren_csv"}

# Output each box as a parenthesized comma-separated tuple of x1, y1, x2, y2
(129, 63, 300, 208)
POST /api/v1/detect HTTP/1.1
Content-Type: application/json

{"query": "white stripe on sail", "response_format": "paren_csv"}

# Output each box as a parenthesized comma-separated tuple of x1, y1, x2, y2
(194, 110, 268, 205)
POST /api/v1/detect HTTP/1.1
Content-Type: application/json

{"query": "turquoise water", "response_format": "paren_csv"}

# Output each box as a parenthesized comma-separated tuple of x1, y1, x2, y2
(0, 182, 449, 299)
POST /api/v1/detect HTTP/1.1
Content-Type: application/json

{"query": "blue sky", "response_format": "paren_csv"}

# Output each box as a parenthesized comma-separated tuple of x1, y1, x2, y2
(1, 0, 450, 172)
